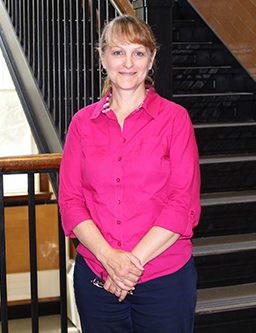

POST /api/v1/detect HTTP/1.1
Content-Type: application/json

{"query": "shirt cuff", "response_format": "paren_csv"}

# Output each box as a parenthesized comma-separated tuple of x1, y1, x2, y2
(153, 206, 199, 238)
(60, 206, 92, 238)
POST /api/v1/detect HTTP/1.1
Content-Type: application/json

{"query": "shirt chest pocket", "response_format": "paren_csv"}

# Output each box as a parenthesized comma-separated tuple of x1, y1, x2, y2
(80, 141, 110, 186)
(131, 140, 171, 175)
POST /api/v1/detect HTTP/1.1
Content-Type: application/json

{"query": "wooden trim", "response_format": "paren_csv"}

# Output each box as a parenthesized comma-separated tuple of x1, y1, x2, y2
(0, 153, 62, 172)
(4, 192, 53, 203)
(114, 0, 135, 16)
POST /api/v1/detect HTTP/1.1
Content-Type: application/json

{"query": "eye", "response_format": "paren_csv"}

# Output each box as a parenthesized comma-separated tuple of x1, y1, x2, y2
(112, 49, 123, 56)
(134, 50, 145, 57)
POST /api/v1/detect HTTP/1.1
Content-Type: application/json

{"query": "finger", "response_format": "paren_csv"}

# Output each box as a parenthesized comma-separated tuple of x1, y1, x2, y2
(118, 290, 128, 302)
(103, 277, 112, 292)
(114, 278, 136, 291)
(114, 287, 122, 298)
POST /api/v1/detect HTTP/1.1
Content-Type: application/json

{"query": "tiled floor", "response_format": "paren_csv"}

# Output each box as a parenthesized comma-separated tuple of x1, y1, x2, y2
(0, 315, 79, 333)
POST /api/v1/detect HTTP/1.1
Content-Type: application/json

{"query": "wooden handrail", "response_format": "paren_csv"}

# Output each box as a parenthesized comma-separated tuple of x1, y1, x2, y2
(0, 154, 62, 172)
(114, 0, 135, 16)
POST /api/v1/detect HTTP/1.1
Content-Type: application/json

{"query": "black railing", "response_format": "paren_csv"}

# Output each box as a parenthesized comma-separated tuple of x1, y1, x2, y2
(1, 0, 122, 143)
(0, 154, 65, 333)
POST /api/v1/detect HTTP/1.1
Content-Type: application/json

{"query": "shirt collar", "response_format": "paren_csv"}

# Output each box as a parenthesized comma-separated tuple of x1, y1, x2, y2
(141, 87, 160, 119)
(90, 92, 110, 119)
(90, 87, 160, 120)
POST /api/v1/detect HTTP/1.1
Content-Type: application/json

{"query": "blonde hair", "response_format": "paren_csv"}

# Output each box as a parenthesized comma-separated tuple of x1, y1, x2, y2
(99, 15, 157, 96)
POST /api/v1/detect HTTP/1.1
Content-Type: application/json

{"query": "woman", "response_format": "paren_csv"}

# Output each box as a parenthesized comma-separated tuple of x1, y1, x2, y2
(59, 15, 201, 333)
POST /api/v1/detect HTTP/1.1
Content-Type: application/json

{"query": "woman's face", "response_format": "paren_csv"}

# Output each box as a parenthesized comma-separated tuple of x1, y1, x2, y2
(100, 41, 156, 92)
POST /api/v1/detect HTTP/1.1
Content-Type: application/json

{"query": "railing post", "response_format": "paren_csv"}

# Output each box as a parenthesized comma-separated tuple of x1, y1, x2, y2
(28, 172, 39, 333)
(0, 173, 9, 333)
(133, 0, 173, 100)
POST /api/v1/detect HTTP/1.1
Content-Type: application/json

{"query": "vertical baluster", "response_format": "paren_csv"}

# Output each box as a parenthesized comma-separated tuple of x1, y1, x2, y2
(56, 172, 68, 333)
(106, 0, 109, 22)
(83, 0, 90, 105)
(19, 0, 23, 44)
(57, 1, 65, 140)
(76, 1, 83, 110)
(37, 0, 42, 87)
(23, 0, 27, 55)
(41, 1, 47, 99)
(70, 0, 77, 118)
(64, 0, 71, 136)
(8, 0, 12, 19)
(32, 0, 38, 77)
(27, 0, 32, 66)
(0, 174, 9, 333)
(98, 0, 105, 96)
(90, 0, 97, 102)
(14, 0, 17, 34)
(46, 0, 53, 112)
(28, 173, 39, 333)
(52, 0, 59, 128)
(14, 0, 18, 31)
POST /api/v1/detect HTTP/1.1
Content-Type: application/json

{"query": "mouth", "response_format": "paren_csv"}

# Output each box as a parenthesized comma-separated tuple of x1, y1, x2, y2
(119, 72, 136, 76)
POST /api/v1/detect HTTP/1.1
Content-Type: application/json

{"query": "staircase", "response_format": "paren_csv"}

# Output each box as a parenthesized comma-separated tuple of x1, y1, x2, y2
(172, 1, 256, 331)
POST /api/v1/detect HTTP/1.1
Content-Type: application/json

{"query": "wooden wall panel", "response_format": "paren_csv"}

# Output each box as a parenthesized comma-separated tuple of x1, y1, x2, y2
(5, 204, 59, 273)
(189, 0, 256, 79)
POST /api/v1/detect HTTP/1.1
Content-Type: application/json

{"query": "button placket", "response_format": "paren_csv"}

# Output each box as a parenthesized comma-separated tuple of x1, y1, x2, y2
(114, 136, 126, 247)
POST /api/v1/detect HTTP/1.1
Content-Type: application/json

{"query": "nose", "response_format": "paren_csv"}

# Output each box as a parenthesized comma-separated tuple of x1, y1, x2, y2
(123, 54, 133, 68)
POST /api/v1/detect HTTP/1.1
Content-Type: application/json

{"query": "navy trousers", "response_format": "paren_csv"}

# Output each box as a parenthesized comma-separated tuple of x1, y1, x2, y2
(74, 253, 197, 333)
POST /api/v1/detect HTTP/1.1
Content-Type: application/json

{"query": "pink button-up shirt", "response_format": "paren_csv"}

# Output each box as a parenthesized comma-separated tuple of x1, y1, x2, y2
(59, 88, 201, 283)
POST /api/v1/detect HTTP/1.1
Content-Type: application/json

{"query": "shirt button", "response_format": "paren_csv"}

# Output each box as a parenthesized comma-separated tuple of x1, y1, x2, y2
(117, 241, 122, 246)
(117, 220, 122, 225)
(117, 200, 121, 205)
(116, 178, 120, 183)
(122, 138, 126, 143)
(118, 156, 122, 161)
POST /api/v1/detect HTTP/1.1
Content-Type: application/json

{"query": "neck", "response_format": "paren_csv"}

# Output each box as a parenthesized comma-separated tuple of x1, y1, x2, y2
(110, 86, 147, 116)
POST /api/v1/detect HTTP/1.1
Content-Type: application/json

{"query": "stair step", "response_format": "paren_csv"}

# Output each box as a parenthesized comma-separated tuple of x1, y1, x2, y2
(195, 122, 256, 155)
(196, 190, 256, 238)
(194, 121, 256, 128)
(172, 42, 235, 67)
(193, 233, 256, 257)
(174, 92, 254, 98)
(194, 234, 256, 288)
(173, 22, 220, 43)
(173, 67, 254, 94)
(200, 153, 256, 164)
(200, 154, 256, 193)
(196, 283, 256, 314)
(201, 190, 256, 206)
(173, 93, 256, 123)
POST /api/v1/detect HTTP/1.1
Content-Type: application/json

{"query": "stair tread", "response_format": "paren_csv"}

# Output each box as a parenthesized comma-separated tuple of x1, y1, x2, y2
(173, 41, 214, 45)
(193, 233, 256, 256)
(173, 65, 232, 70)
(201, 190, 256, 206)
(196, 283, 256, 314)
(173, 92, 254, 97)
(200, 153, 256, 164)
(194, 121, 256, 129)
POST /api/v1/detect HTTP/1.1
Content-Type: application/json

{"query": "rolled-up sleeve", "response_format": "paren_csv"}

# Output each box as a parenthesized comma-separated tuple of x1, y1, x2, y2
(58, 113, 92, 237)
(153, 108, 201, 238)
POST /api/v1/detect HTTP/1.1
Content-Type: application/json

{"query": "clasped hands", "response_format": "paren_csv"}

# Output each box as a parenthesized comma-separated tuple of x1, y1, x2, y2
(101, 248, 144, 302)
